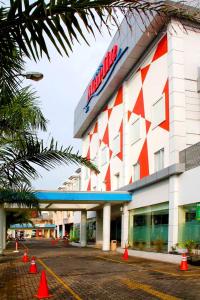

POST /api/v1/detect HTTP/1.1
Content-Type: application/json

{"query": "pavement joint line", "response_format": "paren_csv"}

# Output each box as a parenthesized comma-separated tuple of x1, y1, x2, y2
(152, 269, 200, 277)
(21, 242, 82, 300)
(96, 255, 137, 267)
(121, 278, 181, 300)
(97, 256, 200, 278)
(37, 258, 82, 300)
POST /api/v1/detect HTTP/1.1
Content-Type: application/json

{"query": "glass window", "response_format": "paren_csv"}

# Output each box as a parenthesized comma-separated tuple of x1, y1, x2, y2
(101, 146, 108, 166)
(130, 118, 141, 144)
(112, 134, 120, 156)
(152, 94, 166, 128)
(132, 162, 140, 182)
(154, 148, 164, 172)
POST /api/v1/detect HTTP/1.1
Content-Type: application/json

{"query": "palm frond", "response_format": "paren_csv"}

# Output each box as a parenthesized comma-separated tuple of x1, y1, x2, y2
(0, 0, 172, 60)
(0, 28, 24, 97)
(0, 188, 39, 209)
(0, 86, 47, 138)
(0, 136, 99, 187)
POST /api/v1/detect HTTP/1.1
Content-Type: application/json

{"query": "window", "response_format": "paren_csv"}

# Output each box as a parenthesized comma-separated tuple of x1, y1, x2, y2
(132, 163, 140, 182)
(154, 148, 164, 172)
(85, 167, 89, 179)
(112, 134, 120, 156)
(101, 146, 108, 166)
(152, 94, 165, 128)
(130, 118, 141, 144)
(114, 173, 120, 189)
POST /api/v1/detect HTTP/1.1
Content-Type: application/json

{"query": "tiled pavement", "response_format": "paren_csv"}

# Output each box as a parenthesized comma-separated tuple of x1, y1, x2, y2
(0, 240, 200, 300)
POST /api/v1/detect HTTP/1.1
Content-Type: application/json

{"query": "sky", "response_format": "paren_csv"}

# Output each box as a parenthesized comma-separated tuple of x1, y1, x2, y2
(26, 25, 116, 190)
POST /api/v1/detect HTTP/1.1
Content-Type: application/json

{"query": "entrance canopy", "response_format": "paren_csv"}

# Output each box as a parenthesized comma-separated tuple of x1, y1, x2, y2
(35, 191, 132, 211)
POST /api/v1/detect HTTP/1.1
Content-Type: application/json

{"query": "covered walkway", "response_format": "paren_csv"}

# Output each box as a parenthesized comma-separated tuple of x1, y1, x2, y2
(0, 190, 132, 253)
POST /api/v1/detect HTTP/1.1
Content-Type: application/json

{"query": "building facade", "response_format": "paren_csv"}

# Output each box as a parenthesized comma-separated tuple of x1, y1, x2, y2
(74, 8, 200, 251)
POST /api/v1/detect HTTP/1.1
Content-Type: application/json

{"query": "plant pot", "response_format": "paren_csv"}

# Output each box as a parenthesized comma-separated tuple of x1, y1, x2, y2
(187, 256, 200, 266)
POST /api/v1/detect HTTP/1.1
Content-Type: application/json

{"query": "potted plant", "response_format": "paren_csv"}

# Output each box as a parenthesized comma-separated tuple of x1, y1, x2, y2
(154, 239, 164, 253)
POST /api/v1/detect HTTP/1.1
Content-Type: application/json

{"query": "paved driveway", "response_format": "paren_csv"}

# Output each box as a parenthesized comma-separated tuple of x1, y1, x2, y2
(0, 239, 200, 299)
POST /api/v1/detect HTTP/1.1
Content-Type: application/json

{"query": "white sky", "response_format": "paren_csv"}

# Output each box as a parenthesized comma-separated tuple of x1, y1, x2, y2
(26, 26, 116, 190)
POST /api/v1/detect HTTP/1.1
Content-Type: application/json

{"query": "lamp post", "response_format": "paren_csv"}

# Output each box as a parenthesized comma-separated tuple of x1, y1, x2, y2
(19, 72, 44, 81)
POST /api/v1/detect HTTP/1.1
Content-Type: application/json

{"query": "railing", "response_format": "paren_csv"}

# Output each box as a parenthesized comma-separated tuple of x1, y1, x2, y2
(132, 224, 168, 245)
(180, 142, 200, 171)
(178, 222, 200, 243)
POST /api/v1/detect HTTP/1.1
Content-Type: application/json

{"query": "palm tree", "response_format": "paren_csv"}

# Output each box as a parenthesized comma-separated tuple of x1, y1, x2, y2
(0, 95, 98, 208)
(0, 57, 98, 210)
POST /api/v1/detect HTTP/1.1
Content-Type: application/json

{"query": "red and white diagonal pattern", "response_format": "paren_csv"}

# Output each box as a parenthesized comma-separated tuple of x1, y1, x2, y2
(82, 34, 169, 190)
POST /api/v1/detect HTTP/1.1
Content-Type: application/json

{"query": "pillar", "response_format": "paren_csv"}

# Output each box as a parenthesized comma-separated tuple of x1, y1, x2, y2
(2, 209, 6, 249)
(145, 213, 151, 249)
(46, 229, 50, 239)
(103, 203, 111, 251)
(62, 224, 65, 237)
(80, 210, 87, 247)
(168, 175, 179, 251)
(0, 207, 6, 254)
(96, 210, 103, 246)
(121, 204, 129, 248)
(57, 225, 60, 238)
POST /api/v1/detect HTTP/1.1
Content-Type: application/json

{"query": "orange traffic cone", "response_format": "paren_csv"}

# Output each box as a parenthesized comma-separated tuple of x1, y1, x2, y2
(122, 246, 129, 260)
(180, 253, 188, 271)
(22, 249, 29, 263)
(29, 257, 38, 274)
(51, 240, 56, 246)
(34, 270, 53, 299)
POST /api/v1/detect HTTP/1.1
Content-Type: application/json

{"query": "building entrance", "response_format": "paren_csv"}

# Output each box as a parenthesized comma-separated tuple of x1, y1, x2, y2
(111, 218, 121, 242)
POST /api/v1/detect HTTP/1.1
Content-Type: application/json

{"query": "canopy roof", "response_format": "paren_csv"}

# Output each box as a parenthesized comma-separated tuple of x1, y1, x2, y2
(35, 190, 132, 211)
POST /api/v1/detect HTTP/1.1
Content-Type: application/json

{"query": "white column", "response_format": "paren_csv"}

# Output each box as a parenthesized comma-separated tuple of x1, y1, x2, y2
(103, 203, 111, 251)
(121, 204, 129, 248)
(3, 210, 6, 249)
(0, 207, 5, 254)
(168, 21, 186, 165)
(168, 175, 179, 251)
(57, 225, 60, 238)
(62, 224, 65, 237)
(80, 210, 87, 247)
(96, 210, 103, 246)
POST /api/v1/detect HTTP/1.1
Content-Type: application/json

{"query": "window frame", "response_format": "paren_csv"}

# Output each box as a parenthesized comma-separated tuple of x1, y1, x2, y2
(132, 162, 140, 182)
(101, 146, 108, 166)
(112, 133, 120, 156)
(154, 148, 164, 172)
(130, 117, 141, 145)
(152, 94, 166, 129)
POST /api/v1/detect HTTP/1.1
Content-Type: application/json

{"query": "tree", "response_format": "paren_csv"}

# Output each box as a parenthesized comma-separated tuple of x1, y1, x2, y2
(0, 52, 98, 210)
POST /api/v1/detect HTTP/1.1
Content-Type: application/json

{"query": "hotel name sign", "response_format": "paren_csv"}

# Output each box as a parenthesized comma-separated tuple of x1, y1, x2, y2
(84, 44, 128, 113)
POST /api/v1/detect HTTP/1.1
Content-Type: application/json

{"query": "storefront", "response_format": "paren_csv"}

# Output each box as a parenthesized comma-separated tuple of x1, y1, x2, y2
(179, 203, 200, 244)
(9, 223, 56, 239)
(129, 203, 169, 252)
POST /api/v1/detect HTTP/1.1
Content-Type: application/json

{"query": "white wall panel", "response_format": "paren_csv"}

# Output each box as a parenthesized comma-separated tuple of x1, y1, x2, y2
(128, 180, 169, 210)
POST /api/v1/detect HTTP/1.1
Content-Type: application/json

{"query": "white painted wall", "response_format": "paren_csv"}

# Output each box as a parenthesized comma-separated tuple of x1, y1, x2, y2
(128, 180, 169, 210)
(184, 29, 200, 146)
(179, 165, 200, 205)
